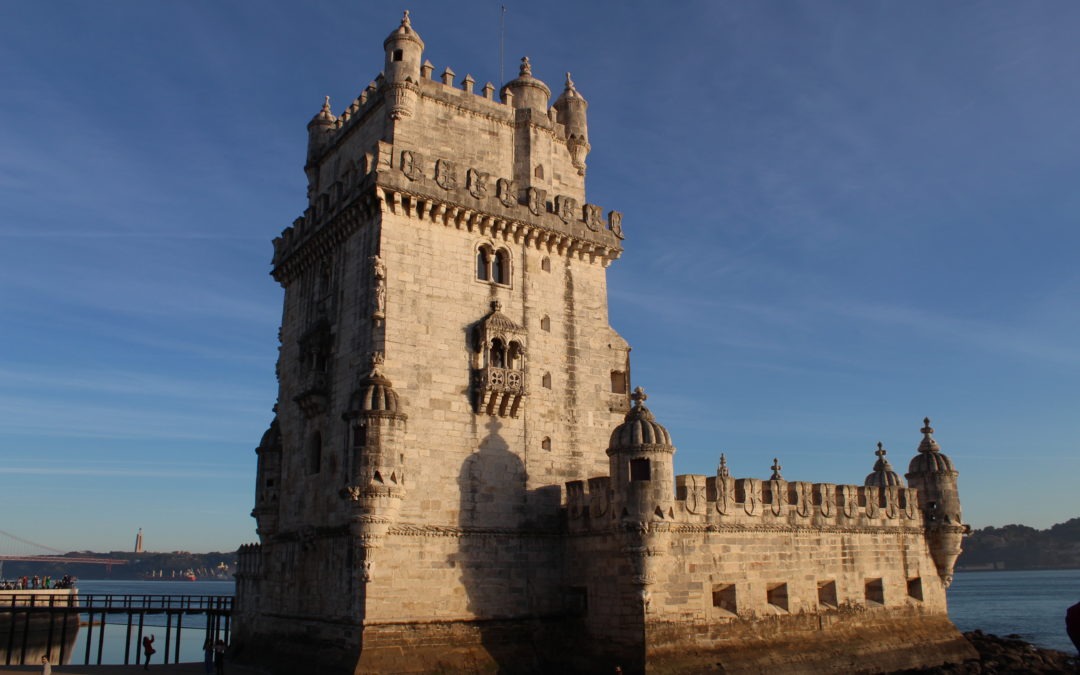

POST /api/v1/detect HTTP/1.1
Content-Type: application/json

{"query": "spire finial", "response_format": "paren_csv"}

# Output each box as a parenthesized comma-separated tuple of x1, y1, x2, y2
(770, 458, 783, 480)
(519, 56, 532, 77)
(322, 95, 331, 112)
(718, 453, 730, 478)
(876, 441, 886, 459)
(565, 72, 575, 89)
(630, 386, 647, 407)
(922, 417, 933, 434)
(402, 9, 411, 27)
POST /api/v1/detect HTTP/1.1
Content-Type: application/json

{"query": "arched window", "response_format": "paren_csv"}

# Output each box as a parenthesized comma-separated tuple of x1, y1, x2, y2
(542, 372, 552, 389)
(534, 164, 544, 179)
(489, 339, 506, 368)
(353, 424, 367, 448)
(541, 437, 552, 451)
(476, 246, 491, 281)
(308, 432, 322, 475)
(507, 341, 523, 370)
(475, 245, 511, 286)
(541, 256, 551, 272)
(540, 315, 551, 332)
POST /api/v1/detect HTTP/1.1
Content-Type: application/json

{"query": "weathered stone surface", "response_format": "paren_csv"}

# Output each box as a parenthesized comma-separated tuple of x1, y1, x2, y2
(234, 12, 976, 675)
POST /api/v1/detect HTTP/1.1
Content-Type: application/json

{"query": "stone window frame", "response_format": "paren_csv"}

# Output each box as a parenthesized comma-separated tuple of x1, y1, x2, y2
(308, 431, 323, 475)
(475, 243, 512, 287)
(865, 578, 885, 606)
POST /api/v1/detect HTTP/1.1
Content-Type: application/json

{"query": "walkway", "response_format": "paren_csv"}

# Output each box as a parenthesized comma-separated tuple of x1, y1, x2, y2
(0, 662, 265, 674)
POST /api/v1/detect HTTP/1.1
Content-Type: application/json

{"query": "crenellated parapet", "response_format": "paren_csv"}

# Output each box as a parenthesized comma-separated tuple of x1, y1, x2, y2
(567, 470, 922, 534)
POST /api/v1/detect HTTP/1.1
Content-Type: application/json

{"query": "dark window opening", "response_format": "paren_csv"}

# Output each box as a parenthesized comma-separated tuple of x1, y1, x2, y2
(541, 315, 551, 331)
(907, 577, 923, 602)
(542, 372, 552, 388)
(353, 425, 367, 447)
(629, 458, 651, 481)
(865, 578, 885, 606)
(534, 164, 544, 179)
(541, 256, 551, 272)
(767, 583, 789, 612)
(476, 248, 490, 281)
(392, 49, 403, 62)
(490, 339, 506, 368)
(817, 580, 837, 609)
(542, 437, 552, 451)
(712, 583, 737, 615)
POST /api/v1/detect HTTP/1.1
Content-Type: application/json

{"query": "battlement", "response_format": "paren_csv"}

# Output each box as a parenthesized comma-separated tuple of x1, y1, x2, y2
(566, 472, 922, 533)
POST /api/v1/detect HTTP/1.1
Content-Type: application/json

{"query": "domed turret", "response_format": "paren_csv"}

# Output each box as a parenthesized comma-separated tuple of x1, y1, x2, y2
(905, 417, 965, 586)
(306, 96, 336, 165)
(252, 417, 283, 536)
(865, 442, 904, 488)
(553, 72, 590, 175)
(501, 56, 551, 113)
(607, 387, 676, 522)
(346, 368, 401, 415)
(341, 359, 408, 578)
(383, 11, 425, 119)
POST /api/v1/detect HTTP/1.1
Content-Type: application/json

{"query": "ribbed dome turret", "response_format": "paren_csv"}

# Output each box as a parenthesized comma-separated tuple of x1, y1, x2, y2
(307, 96, 336, 131)
(501, 56, 551, 111)
(609, 387, 673, 450)
(258, 418, 282, 452)
(907, 418, 955, 474)
(346, 367, 404, 418)
(865, 442, 903, 488)
(383, 9, 424, 51)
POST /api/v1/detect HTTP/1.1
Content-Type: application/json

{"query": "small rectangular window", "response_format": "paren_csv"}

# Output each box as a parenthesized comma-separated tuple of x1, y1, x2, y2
(865, 578, 884, 606)
(817, 580, 837, 609)
(907, 577, 923, 602)
(392, 49, 403, 62)
(767, 583, 789, 613)
(711, 583, 737, 616)
(629, 458, 651, 481)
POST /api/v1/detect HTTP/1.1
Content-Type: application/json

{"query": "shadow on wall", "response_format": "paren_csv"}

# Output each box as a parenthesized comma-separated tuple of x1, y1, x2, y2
(456, 417, 562, 673)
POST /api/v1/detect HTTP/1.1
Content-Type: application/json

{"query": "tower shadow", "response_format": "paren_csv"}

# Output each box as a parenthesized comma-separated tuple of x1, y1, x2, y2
(457, 417, 549, 674)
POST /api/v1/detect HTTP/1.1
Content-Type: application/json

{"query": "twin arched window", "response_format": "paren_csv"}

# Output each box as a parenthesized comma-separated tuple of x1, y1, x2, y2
(476, 245, 511, 285)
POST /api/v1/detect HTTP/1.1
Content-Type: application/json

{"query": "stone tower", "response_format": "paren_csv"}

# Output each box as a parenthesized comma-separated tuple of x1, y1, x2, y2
(235, 13, 976, 675)
(235, 12, 629, 673)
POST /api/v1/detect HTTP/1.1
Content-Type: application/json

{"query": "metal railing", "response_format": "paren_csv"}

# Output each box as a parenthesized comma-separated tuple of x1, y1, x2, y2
(1, 592, 232, 667)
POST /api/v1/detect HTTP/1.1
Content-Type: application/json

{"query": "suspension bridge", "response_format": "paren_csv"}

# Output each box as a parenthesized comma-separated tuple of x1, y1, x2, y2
(0, 530, 127, 572)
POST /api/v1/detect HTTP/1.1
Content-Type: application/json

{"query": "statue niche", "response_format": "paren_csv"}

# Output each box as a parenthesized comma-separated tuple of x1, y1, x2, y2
(471, 301, 527, 418)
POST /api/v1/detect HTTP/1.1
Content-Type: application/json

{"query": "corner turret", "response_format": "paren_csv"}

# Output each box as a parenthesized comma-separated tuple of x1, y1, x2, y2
(340, 356, 408, 581)
(306, 95, 336, 167)
(607, 387, 676, 523)
(553, 72, 590, 175)
(500, 56, 551, 113)
(383, 10, 425, 119)
(906, 417, 966, 586)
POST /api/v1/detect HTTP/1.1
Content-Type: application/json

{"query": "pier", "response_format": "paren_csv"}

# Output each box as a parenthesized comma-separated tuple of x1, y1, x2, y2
(1, 591, 231, 668)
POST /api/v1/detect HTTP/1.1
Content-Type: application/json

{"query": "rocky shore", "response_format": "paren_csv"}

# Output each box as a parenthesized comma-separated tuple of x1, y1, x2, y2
(895, 630, 1077, 673)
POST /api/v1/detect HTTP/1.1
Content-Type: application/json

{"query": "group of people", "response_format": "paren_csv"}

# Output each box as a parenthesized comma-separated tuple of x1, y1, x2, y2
(0, 574, 76, 590)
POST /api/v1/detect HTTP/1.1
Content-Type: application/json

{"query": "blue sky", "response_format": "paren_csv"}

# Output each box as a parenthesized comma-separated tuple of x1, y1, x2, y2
(1, 1, 1078, 554)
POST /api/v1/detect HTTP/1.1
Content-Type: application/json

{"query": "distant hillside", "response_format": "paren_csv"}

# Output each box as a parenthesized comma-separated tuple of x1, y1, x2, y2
(959, 518, 1080, 570)
(1, 550, 236, 581)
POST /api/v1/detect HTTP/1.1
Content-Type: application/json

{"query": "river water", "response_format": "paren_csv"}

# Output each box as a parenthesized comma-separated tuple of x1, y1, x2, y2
(6, 571, 1079, 665)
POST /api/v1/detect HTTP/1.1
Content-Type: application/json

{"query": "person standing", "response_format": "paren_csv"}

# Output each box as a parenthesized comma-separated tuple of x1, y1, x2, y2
(142, 634, 156, 670)
(40, 655, 52, 675)
(214, 638, 226, 675)
(203, 636, 214, 673)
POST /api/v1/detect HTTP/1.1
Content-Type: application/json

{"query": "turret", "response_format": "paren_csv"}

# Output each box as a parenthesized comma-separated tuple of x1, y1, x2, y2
(553, 72, 590, 175)
(607, 387, 675, 523)
(865, 442, 904, 488)
(382, 10, 424, 119)
(340, 359, 407, 580)
(252, 417, 283, 537)
(305, 96, 336, 194)
(905, 417, 965, 586)
(500, 56, 551, 113)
